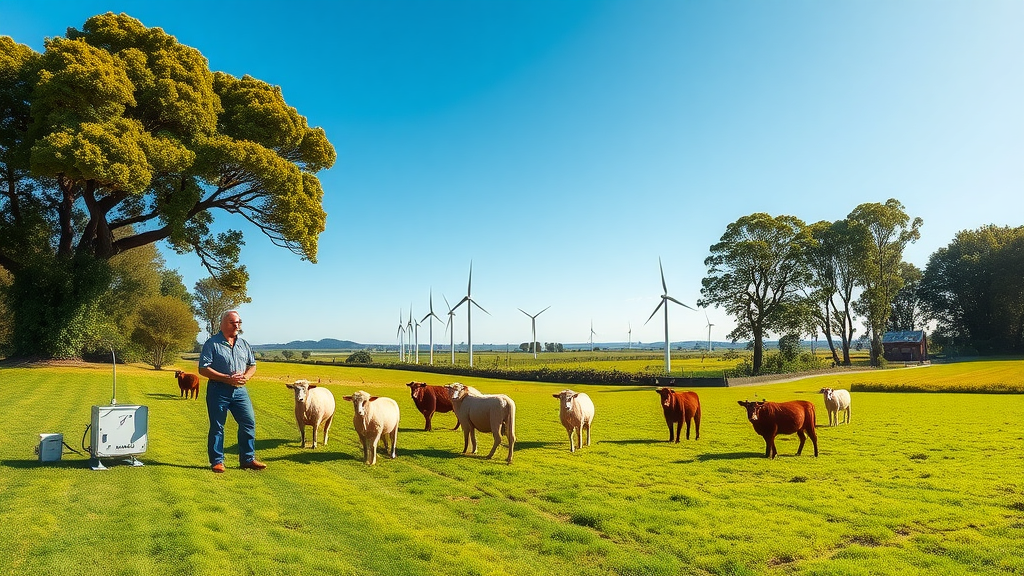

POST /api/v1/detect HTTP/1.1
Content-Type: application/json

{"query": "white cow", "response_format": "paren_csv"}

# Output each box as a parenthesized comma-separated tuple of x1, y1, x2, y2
(285, 379, 336, 448)
(552, 389, 595, 452)
(342, 391, 400, 465)
(819, 387, 852, 426)
(444, 383, 516, 464)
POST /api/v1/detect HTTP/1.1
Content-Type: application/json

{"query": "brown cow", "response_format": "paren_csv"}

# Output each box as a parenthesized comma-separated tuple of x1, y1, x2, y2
(655, 388, 701, 442)
(737, 400, 818, 459)
(174, 370, 200, 399)
(406, 381, 460, 431)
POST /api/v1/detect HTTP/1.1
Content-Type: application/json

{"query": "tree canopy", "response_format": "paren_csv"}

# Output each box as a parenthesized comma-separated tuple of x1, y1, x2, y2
(699, 212, 810, 374)
(919, 225, 1024, 354)
(0, 13, 335, 358)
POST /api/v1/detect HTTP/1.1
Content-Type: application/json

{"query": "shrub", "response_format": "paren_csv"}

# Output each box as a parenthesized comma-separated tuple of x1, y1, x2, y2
(346, 350, 372, 364)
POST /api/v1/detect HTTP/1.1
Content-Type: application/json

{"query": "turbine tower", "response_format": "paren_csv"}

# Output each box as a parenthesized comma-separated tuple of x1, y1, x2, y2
(644, 257, 695, 373)
(443, 294, 457, 364)
(420, 289, 443, 365)
(705, 311, 715, 353)
(406, 307, 415, 363)
(396, 309, 406, 362)
(589, 321, 596, 352)
(628, 322, 632, 350)
(452, 262, 489, 367)
(518, 306, 550, 359)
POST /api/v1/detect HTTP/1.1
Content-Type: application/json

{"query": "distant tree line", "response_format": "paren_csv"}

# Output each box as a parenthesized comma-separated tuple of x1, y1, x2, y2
(700, 199, 1023, 374)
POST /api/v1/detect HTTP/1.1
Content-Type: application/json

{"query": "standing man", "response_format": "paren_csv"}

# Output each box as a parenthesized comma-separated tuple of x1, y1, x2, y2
(199, 310, 267, 473)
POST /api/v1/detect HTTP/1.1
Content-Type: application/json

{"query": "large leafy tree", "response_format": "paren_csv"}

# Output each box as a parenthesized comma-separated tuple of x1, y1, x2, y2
(0, 13, 335, 358)
(131, 294, 200, 369)
(887, 261, 924, 332)
(699, 213, 811, 374)
(803, 219, 863, 366)
(847, 199, 922, 366)
(192, 276, 250, 338)
(919, 225, 1024, 354)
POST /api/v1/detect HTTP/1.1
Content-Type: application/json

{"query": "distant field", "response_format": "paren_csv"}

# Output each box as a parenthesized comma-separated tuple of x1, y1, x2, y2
(1, 359, 1021, 575)
(847, 358, 1024, 393)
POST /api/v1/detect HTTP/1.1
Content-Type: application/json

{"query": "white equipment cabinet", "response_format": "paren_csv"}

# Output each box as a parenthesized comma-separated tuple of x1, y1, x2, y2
(37, 433, 64, 462)
(90, 404, 148, 469)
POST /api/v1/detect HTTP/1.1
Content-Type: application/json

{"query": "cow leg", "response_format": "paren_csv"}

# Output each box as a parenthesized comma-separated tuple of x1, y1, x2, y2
(675, 421, 683, 443)
(796, 430, 806, 455)
(764, 437, 772, 458)
(424, 410, 433, 431)
(685, 417, 692, 440)
(808, 426, 819, 457)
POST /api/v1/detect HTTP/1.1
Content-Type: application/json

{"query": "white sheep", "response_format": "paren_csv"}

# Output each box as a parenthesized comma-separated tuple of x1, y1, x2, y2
(342, 390, 400, 465)
(285, 379, 336, 448)
(552, 389, 595, 452)
(444, 383, 516, 464)
(819, 387, 852, 426)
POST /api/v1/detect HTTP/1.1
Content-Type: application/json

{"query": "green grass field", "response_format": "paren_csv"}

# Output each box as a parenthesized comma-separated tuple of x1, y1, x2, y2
(1, 360, 1021, 575)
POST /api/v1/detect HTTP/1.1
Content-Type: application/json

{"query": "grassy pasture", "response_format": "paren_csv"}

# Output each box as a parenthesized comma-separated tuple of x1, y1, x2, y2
(0, 360, 1021, 575)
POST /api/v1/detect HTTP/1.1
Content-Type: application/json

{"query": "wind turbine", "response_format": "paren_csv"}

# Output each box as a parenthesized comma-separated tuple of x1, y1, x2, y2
(413, 316, 422, 364)
(518, 306, 550, 359)
(420, 289, 443, 365)
(589, 321, 596, 352)
(628, 322, 632, 350)
(451, 262, 489, 367)
(406, 307, 415, 363)
(443, 294, 457, 364)
(396, 309, 406, 362)
(705, 310, 715, 353)
(644, 257, 696, 373)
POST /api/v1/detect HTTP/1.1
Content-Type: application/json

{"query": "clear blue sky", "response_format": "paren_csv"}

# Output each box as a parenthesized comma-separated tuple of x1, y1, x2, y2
(3, 1, 1022, 347)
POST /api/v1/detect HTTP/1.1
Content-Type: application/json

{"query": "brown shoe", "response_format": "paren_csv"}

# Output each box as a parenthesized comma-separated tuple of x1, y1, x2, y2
(240, 459, 267, 471)
(211, 463, 225, 473)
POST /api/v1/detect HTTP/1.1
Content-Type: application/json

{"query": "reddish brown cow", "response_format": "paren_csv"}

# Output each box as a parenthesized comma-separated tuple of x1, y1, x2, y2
(737, 400, 818, 459)
(406, 381, 460, 431)
(174, 370, 200, 399)
(655, 388, 701, 442)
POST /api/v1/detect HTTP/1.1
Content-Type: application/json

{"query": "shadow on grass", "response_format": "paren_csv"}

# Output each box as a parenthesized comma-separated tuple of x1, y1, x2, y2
(2, 458, 94, 470)
(599, 438, 663, 445)
(267, 450, 358, 464)
(696, 451, 764, 461)
(146, 393, 189, 400)
(399, 447, 462, 459)
(512, 440, 557, 451)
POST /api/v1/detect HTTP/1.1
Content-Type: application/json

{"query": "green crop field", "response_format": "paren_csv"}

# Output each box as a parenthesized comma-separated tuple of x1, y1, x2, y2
(1, 359, 1021, 575)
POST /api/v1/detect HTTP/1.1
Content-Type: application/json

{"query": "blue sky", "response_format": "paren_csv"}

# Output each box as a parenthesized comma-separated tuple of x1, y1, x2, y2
(3, 1, 1022, 347)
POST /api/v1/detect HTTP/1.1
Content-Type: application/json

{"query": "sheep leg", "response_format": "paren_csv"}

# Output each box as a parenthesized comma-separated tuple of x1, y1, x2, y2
(368, 431, 382, 465)
(310, 418, 320, 449)
(462, 427, 473, 454)
(298, 421, 307, 448)
(322, 415, 333, 446)
(584, 422, 591, 446)
(485, 430, 501, 459)
(389, 428, 397, 459)
(566, 428, 575, 453)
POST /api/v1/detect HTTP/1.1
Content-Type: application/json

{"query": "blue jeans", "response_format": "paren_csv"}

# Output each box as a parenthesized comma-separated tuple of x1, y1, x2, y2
(206, 381, 257, 465)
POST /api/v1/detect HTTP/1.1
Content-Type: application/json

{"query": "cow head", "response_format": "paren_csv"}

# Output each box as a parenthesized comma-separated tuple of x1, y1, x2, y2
(174, 370, 183, 378)
(737, 400, 767, 421)
(655, 387, 675, 408)
(286, 379, 317, 402)
(407, 381, 427, 400)
(343, 390, 376, 416)
(552, 389, 579, 410)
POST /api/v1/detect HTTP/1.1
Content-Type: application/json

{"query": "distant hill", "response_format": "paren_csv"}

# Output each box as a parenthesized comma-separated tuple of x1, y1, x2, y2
(252, 339, 365, 350)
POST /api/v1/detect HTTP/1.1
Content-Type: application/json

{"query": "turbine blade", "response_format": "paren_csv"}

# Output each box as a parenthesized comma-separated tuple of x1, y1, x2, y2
(442, 294, 451, 311)
(471, 300, 490, 315)
(518, 308, 530, 317)
(537, 306, 551, 316)
(659, 257, 667, 294)
(666, 296, 696, 310)
(644, 301, 664, 325)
